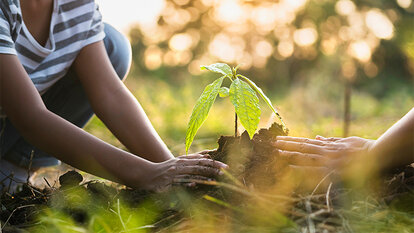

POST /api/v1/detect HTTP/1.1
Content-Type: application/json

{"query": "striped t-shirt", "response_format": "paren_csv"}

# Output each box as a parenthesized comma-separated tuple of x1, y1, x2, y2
(0, 0, 105, 94)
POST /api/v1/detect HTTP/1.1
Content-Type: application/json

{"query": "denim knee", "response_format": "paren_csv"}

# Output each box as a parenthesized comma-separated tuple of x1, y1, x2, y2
(103, 23, 132, 81)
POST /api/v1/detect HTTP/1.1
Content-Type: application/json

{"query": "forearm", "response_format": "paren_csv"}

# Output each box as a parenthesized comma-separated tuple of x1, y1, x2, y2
(13, 108, 155, 187)
(73, 42, 173, 162)
(91, 85, 174, 162)
(369, 108, 414, 171)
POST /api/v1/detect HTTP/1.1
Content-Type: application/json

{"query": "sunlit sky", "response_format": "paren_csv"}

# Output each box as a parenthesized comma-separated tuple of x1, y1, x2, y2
(94, 0, 408, 76)
(95, 0, 165, 35)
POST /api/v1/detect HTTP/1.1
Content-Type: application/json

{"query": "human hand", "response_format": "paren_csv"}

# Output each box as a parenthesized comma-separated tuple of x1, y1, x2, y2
(140, 152, 228, 192)
(274, 135, 375, 169)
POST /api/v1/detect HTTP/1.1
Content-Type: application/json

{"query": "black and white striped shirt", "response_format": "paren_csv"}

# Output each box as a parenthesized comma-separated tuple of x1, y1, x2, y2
(0, 0, 105, 93)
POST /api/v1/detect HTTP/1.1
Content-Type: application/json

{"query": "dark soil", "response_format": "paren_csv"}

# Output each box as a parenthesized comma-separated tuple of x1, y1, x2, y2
(1, 123, 413, 232)
(209, 123, 288, 189)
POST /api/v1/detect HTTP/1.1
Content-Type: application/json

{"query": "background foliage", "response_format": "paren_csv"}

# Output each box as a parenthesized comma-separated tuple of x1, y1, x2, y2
(18, 1, 414, 232)
(86, 0, 414, 155)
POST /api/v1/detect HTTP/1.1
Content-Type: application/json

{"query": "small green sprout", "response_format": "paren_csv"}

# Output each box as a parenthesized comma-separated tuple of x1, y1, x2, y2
(185, 63, 287, 153)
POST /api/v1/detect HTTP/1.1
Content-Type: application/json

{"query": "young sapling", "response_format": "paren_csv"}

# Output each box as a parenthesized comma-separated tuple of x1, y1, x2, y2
(185, 63, 287, 153)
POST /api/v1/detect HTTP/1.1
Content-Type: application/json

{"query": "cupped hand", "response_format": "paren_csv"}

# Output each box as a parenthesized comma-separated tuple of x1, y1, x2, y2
(274, 135, 375, 169)
(141, 152, 228, 192)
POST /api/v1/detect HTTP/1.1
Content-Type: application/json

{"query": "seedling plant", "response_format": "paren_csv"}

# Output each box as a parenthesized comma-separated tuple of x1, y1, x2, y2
(185, 63, 287, 153)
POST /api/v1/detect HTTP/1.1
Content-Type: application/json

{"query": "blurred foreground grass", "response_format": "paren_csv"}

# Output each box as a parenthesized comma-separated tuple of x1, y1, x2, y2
(24, 71, 414, 233)
(85, 73, 413, 156)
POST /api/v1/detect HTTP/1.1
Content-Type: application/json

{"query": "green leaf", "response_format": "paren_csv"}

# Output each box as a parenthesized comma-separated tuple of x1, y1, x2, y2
(219, 87, 229, 97)
(229, 78, 261, 139)
(238, 74, 287, 132)
(201, 63, 233, 77)
(185, 77, 224, 153)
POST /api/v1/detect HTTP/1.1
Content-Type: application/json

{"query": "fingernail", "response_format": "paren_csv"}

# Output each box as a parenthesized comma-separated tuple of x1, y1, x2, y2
(218, 163, 229, 169)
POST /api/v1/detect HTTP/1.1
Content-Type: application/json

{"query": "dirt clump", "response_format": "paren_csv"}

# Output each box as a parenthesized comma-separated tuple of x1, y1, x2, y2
(209, 123, 288, 189)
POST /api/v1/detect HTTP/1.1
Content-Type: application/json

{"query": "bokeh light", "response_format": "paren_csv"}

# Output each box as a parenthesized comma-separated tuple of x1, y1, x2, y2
(349, 41, 372, 63)
(397, 0, 412, 9)
(335, 0, 356, 16)
(293, 28, 318, 47)
(365, 9, 394, 40)
(169, 33, 193, 51)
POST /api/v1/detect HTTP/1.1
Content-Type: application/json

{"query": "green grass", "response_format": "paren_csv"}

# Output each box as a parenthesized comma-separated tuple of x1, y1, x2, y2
(8, 72, 414, 233)
(84, 74, 413, 155)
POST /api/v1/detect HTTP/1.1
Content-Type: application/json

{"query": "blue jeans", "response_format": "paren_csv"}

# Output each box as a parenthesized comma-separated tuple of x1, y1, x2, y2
(0, 23, 132, 169)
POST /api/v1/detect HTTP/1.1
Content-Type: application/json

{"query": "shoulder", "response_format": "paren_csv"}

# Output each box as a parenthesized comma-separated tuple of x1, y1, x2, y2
(0, 0, 22, 41)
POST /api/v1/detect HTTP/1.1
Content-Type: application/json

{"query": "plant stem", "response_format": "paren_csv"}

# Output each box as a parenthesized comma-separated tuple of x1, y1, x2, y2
(235, 112, 238, 137)
(343, 80, 351, 137)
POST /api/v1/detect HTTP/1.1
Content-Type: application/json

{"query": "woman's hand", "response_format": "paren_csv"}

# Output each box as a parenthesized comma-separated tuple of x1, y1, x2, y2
(273, 136, 375, 192)
(274, 135, 375, 169)
(139, 152, 228, 192)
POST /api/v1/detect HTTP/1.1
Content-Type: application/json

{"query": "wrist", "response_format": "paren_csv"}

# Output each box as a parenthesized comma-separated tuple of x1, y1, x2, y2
(121, 158, 158, 189)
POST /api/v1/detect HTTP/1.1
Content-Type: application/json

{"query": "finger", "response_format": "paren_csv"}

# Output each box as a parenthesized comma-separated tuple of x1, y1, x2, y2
(172, 182, 196, 187)
(177, 165, 223, 177)
(173, 175, 213, 183)
(180, 158, 228, 169)
(178, 153, 213, 159)
(274, 140, 326, 154)
(198, 149, 216, 155)
(278, 150, 329, 166)
(178, 154, 204, 159)
(275, 136, 325, 146)
(315, 135, 341, 142)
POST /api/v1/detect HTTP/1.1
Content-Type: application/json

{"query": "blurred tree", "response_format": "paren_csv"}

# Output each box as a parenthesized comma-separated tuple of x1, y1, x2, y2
(129, 0, 414, 136)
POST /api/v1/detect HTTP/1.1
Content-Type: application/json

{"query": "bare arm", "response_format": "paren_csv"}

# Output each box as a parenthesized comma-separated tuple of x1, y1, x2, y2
(72, 41, 173, 162)
(0, 53, 227, 191)
(0, 53, 152, 186)
(369, 107, 414, 171)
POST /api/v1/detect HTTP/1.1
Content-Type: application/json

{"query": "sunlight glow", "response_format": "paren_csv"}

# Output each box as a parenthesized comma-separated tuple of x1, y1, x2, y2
(284, 0, 308, 10)
(162, 4, 192, 29)
(173, 0, 190, 6)
(145, 46, 163, 70)
(321, 37, 338, 55)
(349, 41, 371, 62)
(215, 0, 244, 23)
(335, 0, 356, 16)
(96, 0, 165, 33)
(169, 33, 193, 51)
(397, 0, 412, 8)
(293, 28, 318, 46)
(278, 40, 294, 58)
(255, 40, 273, 58)
(208, 34, 245, 63)
(251, 4, 279, 34)
(365, 9, 394, 40)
